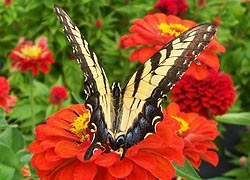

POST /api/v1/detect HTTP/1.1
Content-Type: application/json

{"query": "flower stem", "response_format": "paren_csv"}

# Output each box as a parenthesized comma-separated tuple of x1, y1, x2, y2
(28, 72, 35, 135)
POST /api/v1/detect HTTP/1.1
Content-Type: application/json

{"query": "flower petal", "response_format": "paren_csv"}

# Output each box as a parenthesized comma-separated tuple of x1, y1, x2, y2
(131, 151, 157, 170)
(55, 141, 79, 158)
(108, 158, 133, 178)
(150, 155, 175, 180)
(125, 163, 149, 180)
(74, 161, 97, 180)
(94, 152, 119, 167)
(58, 161, 77, 180)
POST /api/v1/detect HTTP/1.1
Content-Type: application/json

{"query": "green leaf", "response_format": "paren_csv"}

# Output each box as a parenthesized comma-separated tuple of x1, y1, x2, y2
(0, 108, 9, 129)
(33, 80, 49, 97)
(0, 163, 15, 180)
(207, 177, 234, 180)
(224, 168, 250, 178)
(216, 112, 250, 125)
(71, 92, 85, 104)
(174, 158, 201, 180)
(9, 102, 43, 122)
(0, 128, 25, 153)
(0, 142, 19, 169)
(62, 59, 83, 94)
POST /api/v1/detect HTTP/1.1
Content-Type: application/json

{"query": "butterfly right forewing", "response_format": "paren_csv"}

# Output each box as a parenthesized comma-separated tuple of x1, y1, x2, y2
(119, 23, 217, 153)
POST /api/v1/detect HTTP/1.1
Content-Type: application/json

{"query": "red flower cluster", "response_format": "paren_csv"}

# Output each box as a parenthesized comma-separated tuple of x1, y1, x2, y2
(8, 37, 55, 75)
(154, 0, 188, 17)
(171, 70, 236, 118)
(0, 76, 17, 112)
(29, 104, 185, 180)
(164, 103, 219, 169)
(49, 85, 68, 106)
(120, 13, 225, 80)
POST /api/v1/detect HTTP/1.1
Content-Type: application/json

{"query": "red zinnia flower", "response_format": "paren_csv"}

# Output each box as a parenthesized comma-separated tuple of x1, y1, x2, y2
(198, 0, 206, 8)
(171, 70, 236, 118)
(95, 19, 103, 28)
(0, 76, 17, 112)
(164, 102, 219, 169)
(120, 13, 225, 80)
(8, 37, 55, 75)
(3, 0, 12, 6)
(49, 85, 68, 106)
(154, 0, 188, 17)
(29, 104, 185, 180)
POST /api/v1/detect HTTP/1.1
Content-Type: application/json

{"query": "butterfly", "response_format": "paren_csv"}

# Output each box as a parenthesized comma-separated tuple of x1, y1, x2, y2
(54, 5, 217, 160)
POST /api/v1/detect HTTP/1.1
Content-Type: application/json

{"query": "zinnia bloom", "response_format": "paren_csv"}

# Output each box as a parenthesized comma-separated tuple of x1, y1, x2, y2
(120, 13, 225, 80)
(171, 70, 236, 118)
(0, 76, 17, 112)
(3, 0, 12, 6)
(8, 37, 55, 75)
(95, 19, 103, 28)
(49, 85, 68, 106)
(164, 102, 219, 169)
(29, 104, 185, 180)
(154, 0, 188, 17)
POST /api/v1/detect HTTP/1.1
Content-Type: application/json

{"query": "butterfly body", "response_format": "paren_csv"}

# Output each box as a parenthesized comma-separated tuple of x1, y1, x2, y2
(54, 5, 217, 160)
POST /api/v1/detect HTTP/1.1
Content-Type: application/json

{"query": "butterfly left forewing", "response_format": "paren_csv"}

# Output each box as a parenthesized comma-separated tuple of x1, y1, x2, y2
(54, 5, 113, 160)
(120, 23, 217, 152)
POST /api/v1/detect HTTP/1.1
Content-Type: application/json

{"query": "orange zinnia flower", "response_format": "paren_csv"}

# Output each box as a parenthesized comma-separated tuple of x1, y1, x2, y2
(29, 104, 185, 180)
(120, 13, 225, 80)
(8, 37, 55, 75)
(164, 102, 219, 169)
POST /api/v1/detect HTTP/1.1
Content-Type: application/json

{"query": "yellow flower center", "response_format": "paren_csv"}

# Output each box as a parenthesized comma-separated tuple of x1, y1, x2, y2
(21, 45, 42, 58)
(171, 116, 189, 135)
(157, 23, 188, 37)
(70, 112, 90, 142)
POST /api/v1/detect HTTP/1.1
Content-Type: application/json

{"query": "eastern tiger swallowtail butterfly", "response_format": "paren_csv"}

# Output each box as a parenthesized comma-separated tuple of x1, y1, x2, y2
(54, 5, 217, 160)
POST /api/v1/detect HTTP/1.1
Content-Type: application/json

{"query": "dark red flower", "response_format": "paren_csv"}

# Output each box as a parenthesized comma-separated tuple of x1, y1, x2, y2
(49, 85, 68, 106)
(29, 104, 185, 180)
(8, 37, 55, 75)
(95, 19, 103, 28)
(154, 0, 188, 17)
(120, 13, 225, 80)
(213, 16, 221, 26)
(3, 0, 12, 6)
(197, 0, 206, 7)
(171, 70, 236, 118)
(0, 76, 17, 112)
(164, 102, 219, 169)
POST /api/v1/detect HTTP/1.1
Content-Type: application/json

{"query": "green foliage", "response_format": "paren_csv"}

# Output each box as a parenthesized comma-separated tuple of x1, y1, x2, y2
(0, 0, 250, 179)
(216, 112, 250, 125)
(175, 158, 201, 180)
(0, 110, 29, 179)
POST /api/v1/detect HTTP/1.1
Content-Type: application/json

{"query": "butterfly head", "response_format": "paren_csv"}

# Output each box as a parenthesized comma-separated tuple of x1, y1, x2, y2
(107, 132, 127, 159)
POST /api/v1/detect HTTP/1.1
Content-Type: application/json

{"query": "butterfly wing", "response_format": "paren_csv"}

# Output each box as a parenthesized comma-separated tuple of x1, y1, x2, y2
(54, 5, 112, 160)
(119, 23, 217, 152)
